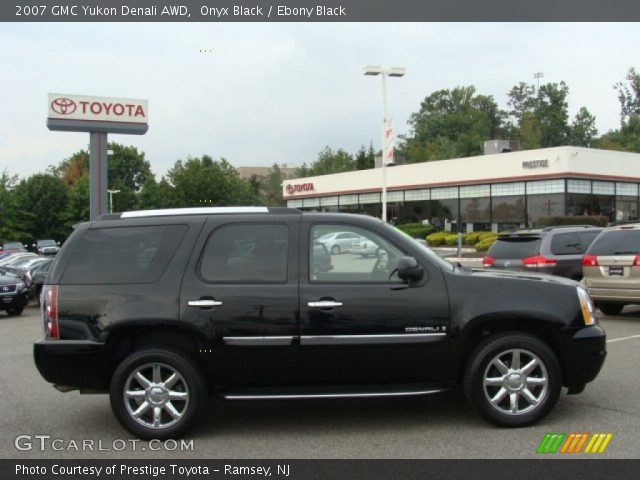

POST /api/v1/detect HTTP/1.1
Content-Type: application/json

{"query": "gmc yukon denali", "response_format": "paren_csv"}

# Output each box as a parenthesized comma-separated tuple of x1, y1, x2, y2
(34, 207, 606, 439)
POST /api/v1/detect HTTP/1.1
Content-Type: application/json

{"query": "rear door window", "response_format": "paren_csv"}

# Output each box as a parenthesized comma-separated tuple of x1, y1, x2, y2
(488, 238, 541, 259)
(199, 224, 289, 283)
(62, 225, 188, 284)
(579, 231, 602, 250)
(587, 230, 640, 255)
(550, 232, 583, 255)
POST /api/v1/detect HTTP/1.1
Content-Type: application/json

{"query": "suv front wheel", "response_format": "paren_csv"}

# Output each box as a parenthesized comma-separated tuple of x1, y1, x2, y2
(597, 302, 624, 316)
(463, 332, 561, 427)
(110, 348, 207, 439)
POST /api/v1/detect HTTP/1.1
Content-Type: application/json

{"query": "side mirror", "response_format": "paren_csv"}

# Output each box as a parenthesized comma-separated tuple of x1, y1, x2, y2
(396, 256, 424, 285)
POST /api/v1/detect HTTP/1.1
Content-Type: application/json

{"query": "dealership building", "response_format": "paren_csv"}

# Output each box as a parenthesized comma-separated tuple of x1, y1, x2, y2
(282, 146, 640, 232)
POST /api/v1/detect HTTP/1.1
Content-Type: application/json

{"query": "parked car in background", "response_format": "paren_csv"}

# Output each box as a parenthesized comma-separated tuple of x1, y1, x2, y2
(29, 259, 54, 305)
(0, 252, 36, 267)
(583, 223, 640, 315)
(0, 241, 27, 254)
(0, 270, 28, 316)
(33, 239, 60, 256)
(314, 231, 363, 255)
(483, 226, 603, 280)
(349, 236, 380, 257)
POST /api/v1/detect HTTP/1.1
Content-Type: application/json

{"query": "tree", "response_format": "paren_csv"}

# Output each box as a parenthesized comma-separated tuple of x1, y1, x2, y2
(295, 146, 356, 177)
(138, 176, 177, 210)
(355, 143, 376, 170)
(63, 173, 90, 227)
(261, 163, 287, 206)
(614, 67, 640, 127)
(570, 107, 598, 147)
(0, 170, 28, 241)
(14, 173, 69, 241)
(506, 82, 537, 123)
(598, 115, 640, 152)
(167, 156, 256, 207)
(398, 86, 505, 162)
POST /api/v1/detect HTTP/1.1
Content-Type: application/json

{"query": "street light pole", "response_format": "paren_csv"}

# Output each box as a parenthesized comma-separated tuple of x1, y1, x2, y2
(364, 65, 405, 222)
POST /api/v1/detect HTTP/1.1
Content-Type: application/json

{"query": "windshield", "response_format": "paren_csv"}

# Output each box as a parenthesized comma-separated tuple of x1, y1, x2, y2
(488, 237, 541, 259)
(37, 240, 57, 247)
(386, 224, 455, 272)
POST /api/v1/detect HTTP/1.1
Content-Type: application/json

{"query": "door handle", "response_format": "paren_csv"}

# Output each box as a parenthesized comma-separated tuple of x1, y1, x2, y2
(308, 300, 343, 308)
(188, 299, 223, 308)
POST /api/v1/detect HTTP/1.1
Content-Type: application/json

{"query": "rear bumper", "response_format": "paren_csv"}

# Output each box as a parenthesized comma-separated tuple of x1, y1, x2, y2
(587, 286, 640, 303)
(562, 325, 607, 388)
(33, 340, 110, 391)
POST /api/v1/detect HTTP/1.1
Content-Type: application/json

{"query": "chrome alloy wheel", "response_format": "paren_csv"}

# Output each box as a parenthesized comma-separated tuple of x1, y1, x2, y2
(123, 363, 189, 429)
(482, 349, 548, 416)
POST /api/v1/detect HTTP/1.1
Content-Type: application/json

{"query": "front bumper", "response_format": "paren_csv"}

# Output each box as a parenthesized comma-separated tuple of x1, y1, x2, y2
(0, 289, 29, 310)
(562, 325, 606, 388)
(33, 340, 110, 391)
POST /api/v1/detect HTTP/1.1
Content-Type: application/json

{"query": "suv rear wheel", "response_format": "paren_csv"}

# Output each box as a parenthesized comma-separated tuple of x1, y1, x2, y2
(6, 305, 24, 316)
(597, 302, 624, 316)
(463, 332, 561, 427)
(110, 348, 206, 439)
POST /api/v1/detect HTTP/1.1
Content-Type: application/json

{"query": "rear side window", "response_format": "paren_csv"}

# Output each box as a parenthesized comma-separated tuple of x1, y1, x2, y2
(488, 238, 541, 259)
(579, 231, 602, 250)
(62, 225, 188, 284)
(199, 224, 289, 283)
(587, 230, 640, 255)
(550, 232, 583, 255)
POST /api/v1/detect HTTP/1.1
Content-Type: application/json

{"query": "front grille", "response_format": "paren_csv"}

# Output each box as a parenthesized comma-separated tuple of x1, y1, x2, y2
(0, 285, 17, 293)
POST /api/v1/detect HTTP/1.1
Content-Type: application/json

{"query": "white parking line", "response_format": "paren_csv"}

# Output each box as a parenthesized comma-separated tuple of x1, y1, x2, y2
(607, 334, 640, 344)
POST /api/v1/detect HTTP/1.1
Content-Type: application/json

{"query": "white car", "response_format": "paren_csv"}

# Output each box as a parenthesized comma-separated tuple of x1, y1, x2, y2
(349, 237, 380, 257)
(315, 231, 362, 255)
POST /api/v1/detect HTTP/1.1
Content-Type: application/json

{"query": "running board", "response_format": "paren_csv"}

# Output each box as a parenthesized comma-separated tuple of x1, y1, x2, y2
(222, 388, 446, 401)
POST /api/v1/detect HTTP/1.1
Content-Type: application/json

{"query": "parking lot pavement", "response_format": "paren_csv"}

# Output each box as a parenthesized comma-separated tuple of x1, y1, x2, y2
(1, 304, 639, 459)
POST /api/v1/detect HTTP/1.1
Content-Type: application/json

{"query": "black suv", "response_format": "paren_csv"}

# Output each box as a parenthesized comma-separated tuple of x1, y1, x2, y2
(483, 226, 603, 280)
(34, 207, 606, 439)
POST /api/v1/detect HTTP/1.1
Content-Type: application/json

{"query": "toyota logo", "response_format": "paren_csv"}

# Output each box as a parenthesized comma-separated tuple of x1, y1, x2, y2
(286, 184, 294, 194)
(51, 97, 77, 115)
(1, 286, 8, 292)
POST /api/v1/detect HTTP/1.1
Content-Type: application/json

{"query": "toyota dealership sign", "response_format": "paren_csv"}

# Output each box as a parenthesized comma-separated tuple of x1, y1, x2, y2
(47, 93, 148, 134)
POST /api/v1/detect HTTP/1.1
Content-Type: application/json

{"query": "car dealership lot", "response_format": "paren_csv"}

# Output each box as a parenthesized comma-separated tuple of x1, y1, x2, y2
(1, 304, 639, 459)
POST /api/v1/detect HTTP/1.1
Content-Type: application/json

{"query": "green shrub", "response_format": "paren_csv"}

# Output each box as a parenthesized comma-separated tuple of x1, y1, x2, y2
(444, 234, 459, 246)
(475, 237, 497, 252)
(478, 232, 498, 242)
(463, 232, 482, 245)
(537, 215, 609, 228)
(396, 222, 435, 238)
(426, 232, 448, 246)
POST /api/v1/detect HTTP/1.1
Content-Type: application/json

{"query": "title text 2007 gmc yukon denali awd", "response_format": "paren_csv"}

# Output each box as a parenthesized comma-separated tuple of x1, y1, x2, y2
(34, 207, 606, 439)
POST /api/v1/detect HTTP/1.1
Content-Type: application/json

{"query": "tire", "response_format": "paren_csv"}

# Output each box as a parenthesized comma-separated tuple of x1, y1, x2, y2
(598, 302, 624, 316)
(110, 348, 207, 439)
(35, 286, 43, 307)
(463, 332, 562, 427)
(6, 305, 24, 316)
(331, 245, 340, 255)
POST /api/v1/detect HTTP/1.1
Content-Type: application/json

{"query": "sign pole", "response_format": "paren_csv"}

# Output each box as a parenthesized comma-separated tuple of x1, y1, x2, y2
(89, 132, 108, 220)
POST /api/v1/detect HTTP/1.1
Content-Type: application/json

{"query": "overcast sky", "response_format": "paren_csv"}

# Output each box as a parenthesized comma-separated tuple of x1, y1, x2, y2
(1, 22, 638, 179)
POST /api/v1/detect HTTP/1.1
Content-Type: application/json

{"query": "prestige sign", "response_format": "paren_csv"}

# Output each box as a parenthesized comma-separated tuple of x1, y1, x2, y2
(522, 159, 549, 169)
(48, 93, 148, 124)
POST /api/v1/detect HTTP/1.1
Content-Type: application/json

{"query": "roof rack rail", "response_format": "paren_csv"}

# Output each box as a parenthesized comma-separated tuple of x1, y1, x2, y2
(98, 206, 300, 220)
(541, 224, 600, 231)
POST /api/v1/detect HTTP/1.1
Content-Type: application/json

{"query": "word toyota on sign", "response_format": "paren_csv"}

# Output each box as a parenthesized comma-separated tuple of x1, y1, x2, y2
(286, 183, 315, 194)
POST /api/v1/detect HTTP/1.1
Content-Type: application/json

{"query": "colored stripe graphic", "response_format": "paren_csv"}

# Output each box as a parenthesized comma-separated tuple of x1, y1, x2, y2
(584, 433, 613, 454)
(537, 433, 565, 453)
(538, 433, 613, 454)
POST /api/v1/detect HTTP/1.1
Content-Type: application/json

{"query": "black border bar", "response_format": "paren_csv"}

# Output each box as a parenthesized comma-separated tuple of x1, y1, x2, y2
(3, 0, 640, 22)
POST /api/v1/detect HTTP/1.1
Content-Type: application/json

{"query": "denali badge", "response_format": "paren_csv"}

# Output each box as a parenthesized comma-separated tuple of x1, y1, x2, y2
(405, 326, 446, 333)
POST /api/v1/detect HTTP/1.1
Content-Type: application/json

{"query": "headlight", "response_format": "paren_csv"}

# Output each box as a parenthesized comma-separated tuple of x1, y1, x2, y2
(577, 285, 597, 326)
(16, 282, 25, 291)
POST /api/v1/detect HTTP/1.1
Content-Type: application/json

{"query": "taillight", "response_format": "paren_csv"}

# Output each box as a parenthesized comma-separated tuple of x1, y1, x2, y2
(522, 255, 557, 268)
(582, 254, 599, 267)
(633, 255, 640, 267)
(42, 285, 59, 339)
(482, 256, 495, 267)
